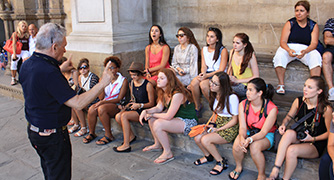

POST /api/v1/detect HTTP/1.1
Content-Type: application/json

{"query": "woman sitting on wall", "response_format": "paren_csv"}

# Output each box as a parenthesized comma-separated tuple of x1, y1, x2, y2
(227, 33, 259, 99)
(83, 56, 128, 145)
(114, 62, 155, 152)
(139, 68, 197, 164)
(273, 0, 322, 95)
(193, 72, 239, 176)
(268, 76, 332, 180)
(230, 78, 277, 180)
(68, 58, 100, 137)
(171, 27, 200, 86)
(188, 27, 228, 115)
(144, 25, 170, 86)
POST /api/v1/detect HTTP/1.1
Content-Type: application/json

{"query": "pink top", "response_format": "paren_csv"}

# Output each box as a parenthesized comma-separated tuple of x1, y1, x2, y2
(149, 45, 170, 81)
(242, 99, 277, 133)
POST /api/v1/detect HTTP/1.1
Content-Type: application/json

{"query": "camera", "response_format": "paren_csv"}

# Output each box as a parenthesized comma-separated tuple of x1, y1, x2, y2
(294, 125, 307, 140)
(249, 128, 260, 136)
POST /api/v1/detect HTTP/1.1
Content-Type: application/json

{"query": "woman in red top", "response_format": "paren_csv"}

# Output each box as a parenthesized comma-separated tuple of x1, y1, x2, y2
(144, 25, 170, 86)
(230, 78, 277, 180)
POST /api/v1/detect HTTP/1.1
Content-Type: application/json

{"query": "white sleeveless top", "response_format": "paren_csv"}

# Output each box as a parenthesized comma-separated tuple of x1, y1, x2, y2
(104, 72, 125, 100)
(81, 72, 92, 91)
(203, 46, 222, 72)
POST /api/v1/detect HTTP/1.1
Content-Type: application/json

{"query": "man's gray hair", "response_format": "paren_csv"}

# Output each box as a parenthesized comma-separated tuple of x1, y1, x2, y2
(35, 23, 66, 50)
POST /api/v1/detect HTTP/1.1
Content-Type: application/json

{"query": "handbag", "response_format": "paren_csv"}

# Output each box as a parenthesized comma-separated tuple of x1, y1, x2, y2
(3, 35, 22, 54)
(77, 73, 92, 95)
(188, 113, 217, 138)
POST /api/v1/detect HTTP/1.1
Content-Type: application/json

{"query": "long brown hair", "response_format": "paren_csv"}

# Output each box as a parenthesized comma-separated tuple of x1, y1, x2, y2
(307, 76, 330, 115)
(234, 33, 254, 75)
(178, 27, 201, 71)
(209, 72, 236, 114)
(156, 68, 193, 105)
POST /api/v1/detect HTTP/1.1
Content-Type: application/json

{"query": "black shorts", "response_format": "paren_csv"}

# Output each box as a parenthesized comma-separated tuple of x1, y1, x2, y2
(324, 45, 334, 63)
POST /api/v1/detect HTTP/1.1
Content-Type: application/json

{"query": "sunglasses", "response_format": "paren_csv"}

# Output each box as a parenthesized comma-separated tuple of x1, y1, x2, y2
(79, 65, 88, 70)
(176, 33, 186, 38)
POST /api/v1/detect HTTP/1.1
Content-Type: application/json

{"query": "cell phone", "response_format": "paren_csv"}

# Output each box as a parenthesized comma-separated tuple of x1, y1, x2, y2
(207, 127, 213, 133)
(180, 71, 186, 75)
(125, 104, 132, 111)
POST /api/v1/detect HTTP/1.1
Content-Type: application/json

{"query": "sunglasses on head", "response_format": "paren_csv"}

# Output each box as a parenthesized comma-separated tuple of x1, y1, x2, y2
(176, 33, 186, 38)
(79, 65, 88, 70)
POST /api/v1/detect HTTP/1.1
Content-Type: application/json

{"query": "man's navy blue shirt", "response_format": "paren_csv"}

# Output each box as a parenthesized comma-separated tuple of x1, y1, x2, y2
(19, 52, 76, 129)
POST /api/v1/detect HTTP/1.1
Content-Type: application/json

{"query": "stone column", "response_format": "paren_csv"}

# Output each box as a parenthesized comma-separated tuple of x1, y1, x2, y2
(66, 0, 152, 55)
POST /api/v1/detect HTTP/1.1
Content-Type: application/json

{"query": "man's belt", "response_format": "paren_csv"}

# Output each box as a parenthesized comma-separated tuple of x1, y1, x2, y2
(28, 123, 67, 134)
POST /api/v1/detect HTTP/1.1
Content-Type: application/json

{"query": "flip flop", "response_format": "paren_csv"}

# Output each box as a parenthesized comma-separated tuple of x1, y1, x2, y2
(83, 134, 97, 144)
(228, 169, 243, 180)
(154, 156, 174, 164)
(142, 145, 162, 152)
(96, 136, 114, 145)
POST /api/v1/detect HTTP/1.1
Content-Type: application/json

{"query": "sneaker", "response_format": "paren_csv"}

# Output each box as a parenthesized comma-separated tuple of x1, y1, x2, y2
(10, 79, 17, 86)
(328, 88, 334, 101)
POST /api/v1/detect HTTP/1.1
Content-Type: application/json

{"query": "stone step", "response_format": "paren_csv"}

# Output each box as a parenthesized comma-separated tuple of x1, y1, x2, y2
(108, 119, 319, 180)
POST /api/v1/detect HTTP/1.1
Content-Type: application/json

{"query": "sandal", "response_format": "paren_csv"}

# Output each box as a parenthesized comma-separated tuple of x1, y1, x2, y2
(67, 119, 75, 126)
(68, 124, 80, 134)
(228, 169, 243, 180)
(210, 158, 228, 175)
(268, 165, 281, 180)
(194, 154, 214, 166)
(154, 156, 175, 164)
(10, 79, 17, 86)
(83, 134, 97, 144)
(74, 127, 88, 137)
(276, 85, 285, 95)
(96, 136, 114, 145)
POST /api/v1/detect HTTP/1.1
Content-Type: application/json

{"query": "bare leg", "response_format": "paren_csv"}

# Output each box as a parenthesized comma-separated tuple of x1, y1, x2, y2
(268, 130, 299, 179)
(310, 66, 321, 76)
(283, 143, 318, 179)
(116, 111, 139, 151)
(97, 103, 119, 139)
(200, 79, 210, 101)
(249, 138, 271, 180)
(143, 118, 162, 151)
(189, 78, 201, 110)
(322, 52, 334, 89)
(87, 106, 98, 135)
(193, 133, 212, 164)
(275, 67, 286, 85)
(74, 109, 86, 128)
(152, 118, 185, 162)
(230, 135, 245, 179)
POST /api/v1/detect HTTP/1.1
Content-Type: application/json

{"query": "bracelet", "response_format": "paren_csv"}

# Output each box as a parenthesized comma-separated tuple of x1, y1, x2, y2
(313, 137, 316, 143)
(247, 137, 254, 144)
(140, 103, 144, 109)
(146, 68, 150, 74)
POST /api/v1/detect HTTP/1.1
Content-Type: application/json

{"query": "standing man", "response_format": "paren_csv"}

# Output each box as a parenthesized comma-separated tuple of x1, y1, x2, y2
(28, 24, 38, 56)
(322, 18, 334, 100)
(19, 23, 113, 180)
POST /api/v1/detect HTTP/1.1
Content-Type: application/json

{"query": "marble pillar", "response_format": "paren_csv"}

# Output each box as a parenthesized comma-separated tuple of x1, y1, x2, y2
(66, 0, 152, 54)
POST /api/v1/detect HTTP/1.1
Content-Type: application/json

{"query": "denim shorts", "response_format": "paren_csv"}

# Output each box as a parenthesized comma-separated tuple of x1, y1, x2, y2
(247, 130, 274, 150)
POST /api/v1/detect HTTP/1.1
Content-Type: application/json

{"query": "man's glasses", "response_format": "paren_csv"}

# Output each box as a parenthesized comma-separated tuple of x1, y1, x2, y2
(79, 65, 88, 70)
(209, 79, 219, 87)
(176, 33, 186, 38)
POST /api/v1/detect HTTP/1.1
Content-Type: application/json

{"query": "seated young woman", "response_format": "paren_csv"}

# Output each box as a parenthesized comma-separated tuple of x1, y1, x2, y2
(113, 62, 155, 152)
(188, 27, 228, 114)
(68, 58, 100, 137)
(227, 33, 259, 99)
(230, 78, 277, 180)
(144, 25, 170, 86)
(319, 112, 334, 180)
(193, 72, 239, 176)
(139, 68, 197, 164)
(268, 76, 332, 180)
(171, 27, 200, 86)
(82, 56, 128, 145)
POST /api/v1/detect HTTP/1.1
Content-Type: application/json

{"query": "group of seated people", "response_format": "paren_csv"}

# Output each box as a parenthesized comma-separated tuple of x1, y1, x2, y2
(61, 1, 334, 179)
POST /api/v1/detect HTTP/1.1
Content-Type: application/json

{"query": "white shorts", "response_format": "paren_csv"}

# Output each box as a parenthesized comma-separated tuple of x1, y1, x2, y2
(273, 43, 322, 69)
(10, 50, 30, 70)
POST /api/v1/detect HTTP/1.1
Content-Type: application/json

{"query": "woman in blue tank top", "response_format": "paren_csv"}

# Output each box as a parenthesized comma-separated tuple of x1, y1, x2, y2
(272, 0, 322, 95)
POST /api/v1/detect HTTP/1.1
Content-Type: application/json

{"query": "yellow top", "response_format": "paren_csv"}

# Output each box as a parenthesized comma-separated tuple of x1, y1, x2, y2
(231, 59, 253, 86)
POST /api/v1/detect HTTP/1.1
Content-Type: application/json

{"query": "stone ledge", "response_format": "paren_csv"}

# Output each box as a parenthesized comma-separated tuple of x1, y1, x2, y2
(108, 119, 319, 180)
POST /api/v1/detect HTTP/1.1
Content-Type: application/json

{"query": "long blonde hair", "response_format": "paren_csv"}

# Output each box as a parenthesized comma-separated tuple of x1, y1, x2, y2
(16, 21, 29, 39)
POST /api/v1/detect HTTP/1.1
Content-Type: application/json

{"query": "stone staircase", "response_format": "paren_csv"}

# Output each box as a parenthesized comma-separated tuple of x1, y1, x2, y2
(0, 55, 321, 180)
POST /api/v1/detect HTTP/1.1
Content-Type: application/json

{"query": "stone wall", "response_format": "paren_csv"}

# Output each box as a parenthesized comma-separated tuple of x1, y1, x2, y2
(152, 0, 334, 56)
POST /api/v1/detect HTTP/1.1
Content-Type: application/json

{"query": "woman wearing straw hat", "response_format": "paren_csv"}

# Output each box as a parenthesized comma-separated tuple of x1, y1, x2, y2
(114, 62, 155, 152)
